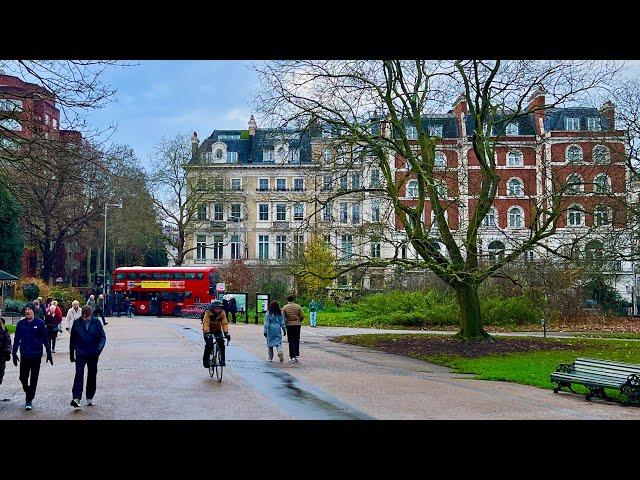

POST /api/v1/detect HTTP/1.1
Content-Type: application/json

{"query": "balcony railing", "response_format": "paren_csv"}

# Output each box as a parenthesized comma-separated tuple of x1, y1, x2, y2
(272, 221, 290, 229)
(209, 221, 226, 229)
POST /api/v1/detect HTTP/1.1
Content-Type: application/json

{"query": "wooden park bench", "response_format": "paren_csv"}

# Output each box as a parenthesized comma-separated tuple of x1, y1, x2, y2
(550, 357, 640, 406)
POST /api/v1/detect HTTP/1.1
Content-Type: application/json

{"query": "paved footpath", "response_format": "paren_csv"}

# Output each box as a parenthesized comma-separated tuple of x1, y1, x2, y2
(2, 316, 640, 420)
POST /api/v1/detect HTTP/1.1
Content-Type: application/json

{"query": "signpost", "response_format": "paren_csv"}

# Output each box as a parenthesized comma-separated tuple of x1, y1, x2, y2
(256, 293, 270, 325)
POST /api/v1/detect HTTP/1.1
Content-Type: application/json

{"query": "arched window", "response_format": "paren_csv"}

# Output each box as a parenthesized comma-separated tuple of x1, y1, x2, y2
(276, 146, 287, 162)
(434, 152, 446, 168)
(322, 148, 332, 163)
(488, 240, 505, 262)
(508, 207, 523, 228)
(585, 240, 604, 263)
(483, 207, 498, 227)
(593, 174, 611, 194)
(566, 174, 584, 195)
(567, 204, 584, 227)
(507, 178, 523, 197)
(506, 123, 519, 135)
(0, 118, 22, 131)
(594, 205, 611, 227)
(215, 149, 223, 159)
(593, 145, 610, 164)
(507, 150, 523, 167)
(407, 180, 418, 198)
(435, 181, 447, 198)
(566, 145, 583, 163)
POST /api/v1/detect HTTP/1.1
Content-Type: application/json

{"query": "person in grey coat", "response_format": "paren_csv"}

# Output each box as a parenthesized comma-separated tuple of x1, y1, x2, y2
(263, 301, 286, 362)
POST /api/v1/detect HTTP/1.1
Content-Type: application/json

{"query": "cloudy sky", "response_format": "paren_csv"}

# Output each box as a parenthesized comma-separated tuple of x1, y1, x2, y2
(84, 60, 640, 168)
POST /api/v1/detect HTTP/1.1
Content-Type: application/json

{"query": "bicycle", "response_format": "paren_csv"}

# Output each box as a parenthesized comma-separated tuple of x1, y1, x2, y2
(207, 334, 230, 382)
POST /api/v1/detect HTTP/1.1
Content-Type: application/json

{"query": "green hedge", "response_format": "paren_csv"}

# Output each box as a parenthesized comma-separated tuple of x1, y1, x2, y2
(2, 299, 26, 314)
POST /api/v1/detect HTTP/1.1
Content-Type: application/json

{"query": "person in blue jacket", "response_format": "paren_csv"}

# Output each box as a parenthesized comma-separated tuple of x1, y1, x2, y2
(69, 305, 106, 408)
(12, 302, 53, 411)
(263, 301, 286, 362)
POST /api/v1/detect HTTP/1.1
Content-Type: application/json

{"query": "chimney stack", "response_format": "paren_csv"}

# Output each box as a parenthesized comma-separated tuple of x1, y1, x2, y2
(452, 93, 468, 137)
(528, 86, 547, 135)
(191, 131, 199, 157)
(600, 100, 615, 130)
(248, 115, 257, 136)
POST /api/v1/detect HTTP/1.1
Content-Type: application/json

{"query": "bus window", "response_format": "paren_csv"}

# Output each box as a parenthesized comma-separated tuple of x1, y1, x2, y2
(127, 291, 139, 300)
(161, 273, 170, 280)
(173, 273, 184, 280)
(185, 291, 192, 298)
(196, 273, 204, 279)
(185, 273, 195, 280)
(127, 273, 138, 280)
(116, 273, 125, 280)
(140, 273, 149, 280)
(194, 297, 200, 304)
(153, 273, 162, 280)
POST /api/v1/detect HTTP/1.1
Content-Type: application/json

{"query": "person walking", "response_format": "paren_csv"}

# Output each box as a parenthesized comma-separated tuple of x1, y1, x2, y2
(229, 296, 237, 324)
(0, 317, 12, 389)
(282, 295, 304, 363)
(123, 297, 133, 318)
(263, 301, 286, 362)
(222, 295, 230, 317)
(309, 299, 318, 327)
(33, 298, 45, 320)
(96, 294, 108, 325)
(66, 300, 82, 332)
(44, 303, 63, 353)
(69, 305, 106, 408)
(86, 295, 96, 314)
(12, 302, 53, 411)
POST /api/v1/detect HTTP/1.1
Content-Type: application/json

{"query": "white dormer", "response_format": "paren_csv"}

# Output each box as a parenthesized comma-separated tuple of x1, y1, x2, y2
(210, 141, 228, 163)
(274, 142, 289, 163)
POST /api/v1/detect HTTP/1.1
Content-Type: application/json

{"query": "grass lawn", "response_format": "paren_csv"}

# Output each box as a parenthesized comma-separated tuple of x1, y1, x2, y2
(335, 333, 640, 400)
(5, 324, 15, 334)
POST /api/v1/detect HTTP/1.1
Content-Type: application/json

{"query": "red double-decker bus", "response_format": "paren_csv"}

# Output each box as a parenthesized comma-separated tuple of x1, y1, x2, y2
(113, 266, 221, 316)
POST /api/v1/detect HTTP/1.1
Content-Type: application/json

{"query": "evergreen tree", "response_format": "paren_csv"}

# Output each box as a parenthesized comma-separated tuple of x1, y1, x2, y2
(0, 184, 23, 275)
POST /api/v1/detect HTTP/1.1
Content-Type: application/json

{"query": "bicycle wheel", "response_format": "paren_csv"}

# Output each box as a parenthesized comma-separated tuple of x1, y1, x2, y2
(208, 349, 215, 378)
(215, 344, 223, 382)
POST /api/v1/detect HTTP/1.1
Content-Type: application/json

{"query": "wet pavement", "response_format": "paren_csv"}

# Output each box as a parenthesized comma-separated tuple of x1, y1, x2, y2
(2, 317, 640, 420)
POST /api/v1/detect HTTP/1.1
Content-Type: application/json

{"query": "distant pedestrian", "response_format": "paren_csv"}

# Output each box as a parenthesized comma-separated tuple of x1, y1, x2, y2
(33, 298, 45, 320)
(222, 295, 230, 317)
(309, 299, 318, 327)
(86, 295, 96, 314)
(45, 303, 63, 353)
(264, 301, 286, 362)
(45, 298, 52, 310)
(95, 294, 108, 325)
(65, 300, 82, 332)
(123, 297, 134, 318)
(12, 302, 53, 411)
(69, 305, 106, 409)
(0, 317, 12, 388)
(282, 295, 304, 363)
(229, 296, 237, 324)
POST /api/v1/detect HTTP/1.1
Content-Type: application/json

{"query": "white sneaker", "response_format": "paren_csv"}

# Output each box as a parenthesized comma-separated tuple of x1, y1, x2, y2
(70, 399, 81, 409)
(87, 399, 95, 406)
(294, 357, 299, 363)
(289, 358, 296, 363)
(267, 357, 273, 362)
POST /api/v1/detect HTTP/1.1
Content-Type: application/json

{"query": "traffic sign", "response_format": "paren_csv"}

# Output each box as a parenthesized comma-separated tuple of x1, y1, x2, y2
(216, 282, 226, 292)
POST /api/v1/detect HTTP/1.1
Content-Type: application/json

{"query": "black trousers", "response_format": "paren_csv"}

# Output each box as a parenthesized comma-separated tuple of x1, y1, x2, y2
(95, 309, 106, 324)
(47, 326, 58, 351)
(287, 325, 301, 359)
(203, 332, 225, 367)
(72, 355, 98, 400)
(19, 356, 41, 403)
(0, 360, 6, 385)
(230, 311, 237, 323)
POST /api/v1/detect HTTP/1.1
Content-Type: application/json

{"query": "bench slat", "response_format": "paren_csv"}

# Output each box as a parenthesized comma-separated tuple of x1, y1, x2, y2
(575, 358, 640, 372)
(550, 373, 624, 388)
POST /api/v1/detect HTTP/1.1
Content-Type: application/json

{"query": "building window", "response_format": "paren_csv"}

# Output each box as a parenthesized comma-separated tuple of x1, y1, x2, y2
(483, 207, 497, 227)
(0, 118, 21, 131)
(213, 179, 224, 191)
(594, 174, 611, 194)
(565, 117, 581, 131)
(212, 235, 223, 260)
(488, 240, 505, 262)
(371, 200, 380, 222)
(505, 122, 519, 135)
(341, 235, 353, 259)
(322, 148, 332, 163)
(371, 242, 381, 258)
(293, 178, 304, 191)
(352, 204, 361, 224)
(259, 235, 269, 259)
(276, 178, 287, 191)
(429, 125, 443, 137)
(587, 117, 601, 131)
(44, 113, 50, 125)
(196, 179, 207, 192)
(407, 180, 419, 198)
(370, 168, 380, 187)
(196, 235, 207, 260)
(0, 98, 23, 112)
(214, 203, 223, 221)
(406, 125, 418, 140)
(231, 235, 240, 259)
(227, 151, 238, 163)
(215, 149, 224, 159)
(593, 145, 610, 164)
(276, 146, 288, 163)
(340, 203, 348, 223)
(289, 149, 300, 163)
(324, 235, 331, 248)
(259, 178, 269, 191)
(568, 205, 584, 227)
(323, 202, 333, 222)
(293, 203, 304, 220)
(507, 178, 523, 197)
(508, 207, 523, 228)
(263, 149, 274, 162)
(322, 174, 333, 191)
(566, 145, 583, 163)
(566, 174, 584, 195)
(276, 235, 287, 260)
(197, 204, 207, 220)
(434, 152, 446, 168)
(53, 118, 58, 129)
(435, 182, 447, 199)
(205, 152, 213, 162)
(259, 204, 269, 221)
(293, 234, 304, 257)
(585, 240, 604, 263)
(339, 174, 348, 190)
(276, 203, 287, 221)
(401, 244, 407, 259)
(230, 204, 241, 220)
(594, 205, 611, 227)
(230, 178, 242, 191)
(507, 150, 523, 167)
(351, 172, 360, 190)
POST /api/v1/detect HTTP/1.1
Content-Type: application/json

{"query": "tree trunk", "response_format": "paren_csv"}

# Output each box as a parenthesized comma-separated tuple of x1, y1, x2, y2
(454, 284, 492, 340)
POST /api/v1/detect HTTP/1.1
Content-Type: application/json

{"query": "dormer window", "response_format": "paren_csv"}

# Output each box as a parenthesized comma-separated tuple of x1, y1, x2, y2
(227, 151, 238, 163)
(429, 125, 443, 137)
(587, 117, 601, 131)
(505, 122, 519, 135)
(263, 149, 274, 162)
(565, 117, 580, 131)
(215, 149, 224, 159)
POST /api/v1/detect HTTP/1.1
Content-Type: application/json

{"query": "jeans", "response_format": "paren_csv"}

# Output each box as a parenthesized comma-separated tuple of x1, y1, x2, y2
(286, 325, 301, 359)
(268, 344, 283, 360)
(128, 307, 134, 317)
(203, 332, 225, 367)
(72, 355, 98, 400)
(19, 356, 41, 403)
(310, 311, 317, 327)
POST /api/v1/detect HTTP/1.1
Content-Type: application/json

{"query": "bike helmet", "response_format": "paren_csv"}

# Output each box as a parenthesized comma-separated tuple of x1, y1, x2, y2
(211, 300, 223, 307)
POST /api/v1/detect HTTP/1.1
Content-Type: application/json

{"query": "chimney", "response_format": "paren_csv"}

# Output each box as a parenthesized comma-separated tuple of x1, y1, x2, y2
(600, 100, 615, 130)
(248, 115, 257, 136)
(191, 131, 199, 157)
(528, 86, 547, 135)
(452, 93, 467, 137)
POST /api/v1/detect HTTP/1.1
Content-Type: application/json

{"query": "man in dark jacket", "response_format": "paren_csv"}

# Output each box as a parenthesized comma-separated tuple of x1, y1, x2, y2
(12, 302, 53, 410)
(0, 317, 12, 387)
(69, 305, 106, 408)
(228, 296, 237, 324)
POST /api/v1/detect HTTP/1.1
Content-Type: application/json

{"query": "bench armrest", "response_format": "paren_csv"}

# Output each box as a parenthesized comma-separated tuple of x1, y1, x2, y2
(554, 363, 574, 373)
(624, 373, 640, 388)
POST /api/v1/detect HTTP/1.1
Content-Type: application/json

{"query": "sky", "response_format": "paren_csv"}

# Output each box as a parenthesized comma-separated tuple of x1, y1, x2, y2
(84, 60, 260, 167)
(82, 60, 640, 169)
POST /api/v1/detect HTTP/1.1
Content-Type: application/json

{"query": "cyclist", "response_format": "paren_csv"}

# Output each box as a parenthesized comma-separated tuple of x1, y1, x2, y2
(202, 300, 230, 368)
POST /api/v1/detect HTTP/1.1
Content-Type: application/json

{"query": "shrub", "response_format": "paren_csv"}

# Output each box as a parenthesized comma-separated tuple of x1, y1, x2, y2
(49, 286, 84, 312)
(16, 277, 51, 302)
(2, 299, 26, 313)
(481, 295, 541, 326)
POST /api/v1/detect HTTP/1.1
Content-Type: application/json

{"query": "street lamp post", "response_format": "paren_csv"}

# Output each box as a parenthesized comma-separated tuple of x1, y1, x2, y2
(103, 203, 123, 299)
